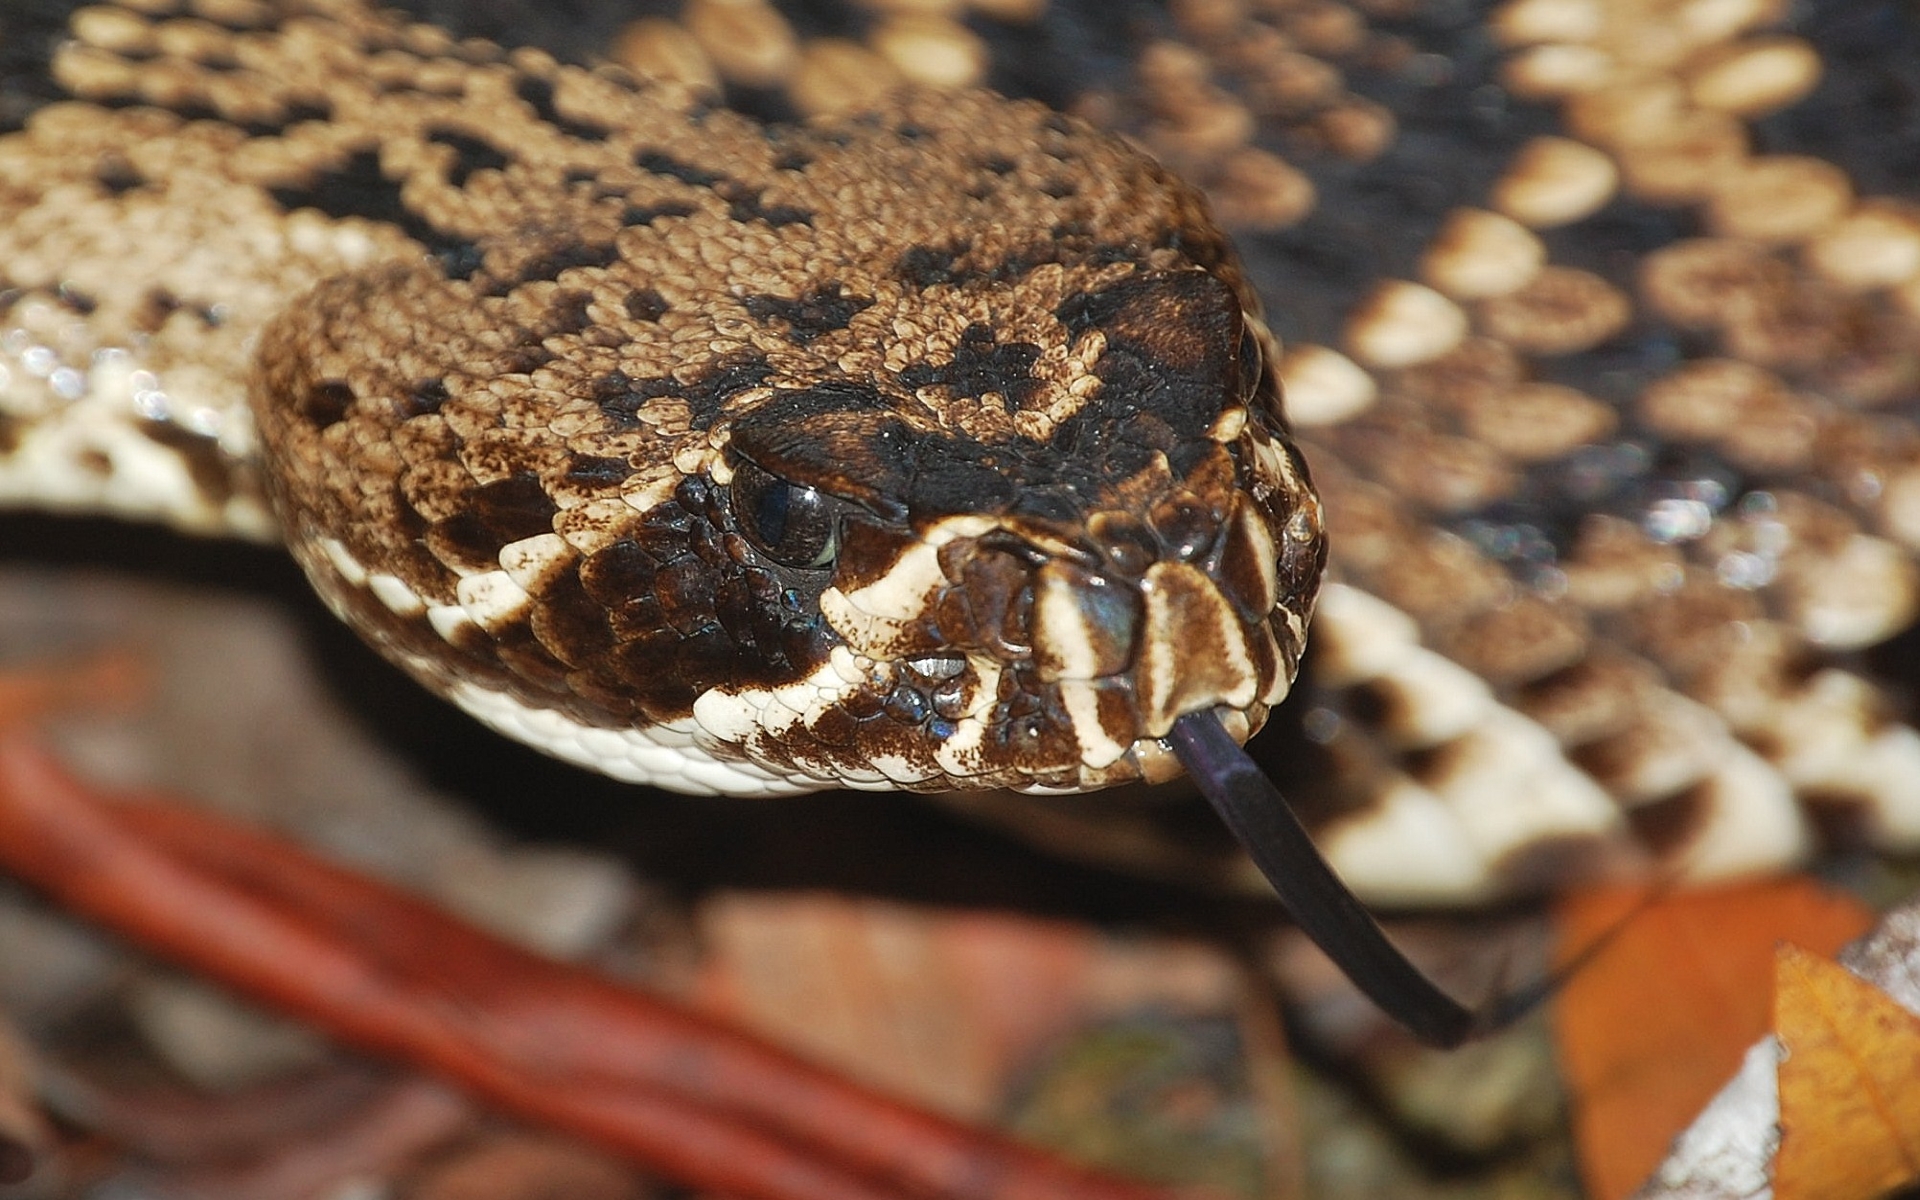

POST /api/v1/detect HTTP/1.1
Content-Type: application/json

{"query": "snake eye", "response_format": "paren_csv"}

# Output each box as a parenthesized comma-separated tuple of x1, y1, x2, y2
(730, 457, 839, 568)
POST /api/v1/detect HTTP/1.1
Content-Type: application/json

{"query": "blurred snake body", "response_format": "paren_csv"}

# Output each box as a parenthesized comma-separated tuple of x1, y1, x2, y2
(6, 0, 1920, 916)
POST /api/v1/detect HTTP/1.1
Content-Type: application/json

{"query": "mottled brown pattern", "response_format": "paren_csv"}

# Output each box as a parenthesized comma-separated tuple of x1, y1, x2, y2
(4, 0, 1920, 896)
(0, 0, 1324, 793)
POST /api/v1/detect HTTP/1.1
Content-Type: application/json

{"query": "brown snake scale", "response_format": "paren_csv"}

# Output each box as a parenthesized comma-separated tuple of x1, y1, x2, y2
(1, 0, 1919, 907)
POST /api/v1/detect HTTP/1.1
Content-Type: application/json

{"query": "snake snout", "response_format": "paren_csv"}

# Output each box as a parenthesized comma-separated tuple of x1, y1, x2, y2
(1026, 512, 1289, 740)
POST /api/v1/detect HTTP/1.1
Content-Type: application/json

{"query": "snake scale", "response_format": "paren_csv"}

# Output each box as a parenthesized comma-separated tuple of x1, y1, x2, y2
(2, 0, 1919, 1032)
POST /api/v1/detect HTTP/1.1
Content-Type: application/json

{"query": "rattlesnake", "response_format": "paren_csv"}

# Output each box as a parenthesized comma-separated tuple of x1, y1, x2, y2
(3, 0, 1920, 1033)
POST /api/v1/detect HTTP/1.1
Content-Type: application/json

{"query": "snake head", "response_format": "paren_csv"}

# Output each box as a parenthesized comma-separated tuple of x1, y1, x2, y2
(705, 266, 1327, 791)
(248, 80, 1322, 795)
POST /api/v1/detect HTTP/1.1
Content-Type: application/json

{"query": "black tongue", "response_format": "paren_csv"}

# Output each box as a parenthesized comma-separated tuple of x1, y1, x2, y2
(1167, 710, 1487, 1048)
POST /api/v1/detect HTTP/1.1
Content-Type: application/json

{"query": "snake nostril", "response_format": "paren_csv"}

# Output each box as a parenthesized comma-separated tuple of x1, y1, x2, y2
(1087, 511, 1156, 578)
(1149, 491, 1220, 562)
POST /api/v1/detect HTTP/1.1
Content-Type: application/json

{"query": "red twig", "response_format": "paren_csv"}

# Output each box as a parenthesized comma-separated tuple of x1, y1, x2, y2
(0, 737, 1179, 1200)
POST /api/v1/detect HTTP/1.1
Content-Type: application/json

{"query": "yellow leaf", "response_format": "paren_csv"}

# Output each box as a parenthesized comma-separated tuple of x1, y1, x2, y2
(1773, 943, 1920, 1200)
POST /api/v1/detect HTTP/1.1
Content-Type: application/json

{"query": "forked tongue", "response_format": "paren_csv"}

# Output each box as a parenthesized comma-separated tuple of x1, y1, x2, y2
(1167, 710, 1554, 1048)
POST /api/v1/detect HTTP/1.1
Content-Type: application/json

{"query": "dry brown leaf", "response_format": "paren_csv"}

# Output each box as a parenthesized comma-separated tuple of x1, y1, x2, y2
(1552, 878, 1874, 1200)
(690, 894, 1278, 1195)
(692, 893, 1240, 1120)
(1772, 943, 1920, 1200)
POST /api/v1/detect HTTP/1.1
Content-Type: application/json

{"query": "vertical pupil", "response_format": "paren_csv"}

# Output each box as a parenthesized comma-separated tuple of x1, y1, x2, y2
(754, 472, 791, 546)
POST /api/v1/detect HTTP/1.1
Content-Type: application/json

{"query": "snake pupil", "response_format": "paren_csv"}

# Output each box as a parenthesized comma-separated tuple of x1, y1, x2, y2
(730, 457, 839, 569)
(755, 471, 791, 541)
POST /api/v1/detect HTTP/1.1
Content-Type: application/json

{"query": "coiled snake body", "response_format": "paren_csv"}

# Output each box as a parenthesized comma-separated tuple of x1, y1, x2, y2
(5, 0, 1920, 986)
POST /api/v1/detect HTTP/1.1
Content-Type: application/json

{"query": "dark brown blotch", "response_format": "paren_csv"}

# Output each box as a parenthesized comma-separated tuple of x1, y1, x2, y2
(400, 377, 450, 418)
(1624, 787, 1713, 862)
(561, 455, 631, 489)
(623, 288, 670, 321)
(604, 636, 700, 719)
(529, 567, 616, 664)
(470, 472, 560, 543)
(488, 240, 619, 294)
(141, 420, 238, 506)
(514, 73, 612, 140)
(1214, 517, 1275, 620)
(301, 379, 357, 429)
(725, 188, 813, 228)
(1057, 269, 1243, 376)
(493, 633, 574, 691)
(633, 149, 725, 188)
(899, 323, 1042, 406)
(538, 289, 596, 337)
(95, 156, 145, 196)
(133, 289, 219, 332)
(425, 126, 510, 187)
(741, 285, 873, 344)
(673, 624, 739, 693)
(831, 516, 921, 593)
(653, 555, 718, 637)
(592, 369, 678, 426)
(621, 201, 698, 227)
(424, 473, 559, 572)
(895, 242, 968, 289)
(722, 381, 909, 511)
